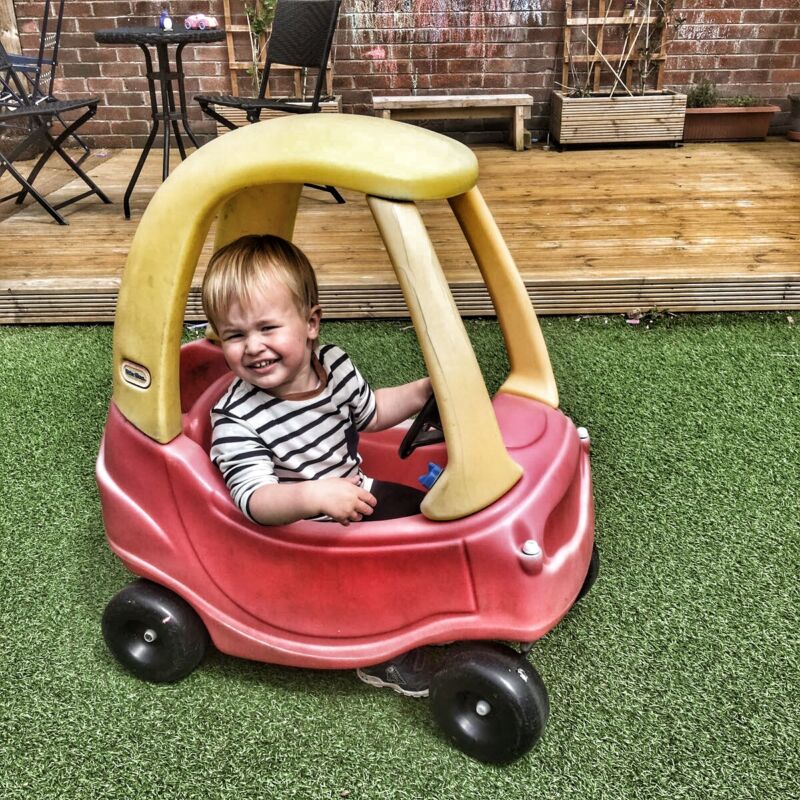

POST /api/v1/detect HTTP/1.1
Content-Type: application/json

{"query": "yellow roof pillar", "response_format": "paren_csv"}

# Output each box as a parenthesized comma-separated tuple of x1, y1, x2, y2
(449, 187, 558, 408)
(368, 196, 522, 520)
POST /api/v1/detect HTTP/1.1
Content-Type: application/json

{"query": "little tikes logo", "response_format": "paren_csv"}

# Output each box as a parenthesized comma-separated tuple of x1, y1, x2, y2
(121, 360, 151, 389)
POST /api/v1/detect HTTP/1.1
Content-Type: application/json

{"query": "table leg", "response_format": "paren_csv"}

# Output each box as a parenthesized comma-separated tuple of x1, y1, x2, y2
(175, 43, 200, 150)
(171, 118, 188, 162)
(119, 45, 163, 219)
(160, 43, 189, 161)
(154, 43, 174, 180)
(118, 38, 205, 218)
(124, 121, 159, 219)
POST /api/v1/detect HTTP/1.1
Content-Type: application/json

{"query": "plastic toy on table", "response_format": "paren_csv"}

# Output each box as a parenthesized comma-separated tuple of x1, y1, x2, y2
(184, 13, 218, 30)
(96, 114, 598, 765)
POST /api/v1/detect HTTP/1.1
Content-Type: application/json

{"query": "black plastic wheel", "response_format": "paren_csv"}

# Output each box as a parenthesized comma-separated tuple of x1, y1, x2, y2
(101, 579, 209, 683)
(430, 642, 549, 764)
(576, 543, 600, 602)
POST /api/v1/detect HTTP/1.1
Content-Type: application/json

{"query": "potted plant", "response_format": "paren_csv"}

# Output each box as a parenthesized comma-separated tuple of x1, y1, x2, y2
(683, 79, 780, 142)
(550, 0, 687, 146)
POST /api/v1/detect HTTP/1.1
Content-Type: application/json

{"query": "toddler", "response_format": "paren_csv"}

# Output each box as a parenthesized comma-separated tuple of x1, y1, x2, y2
(202, 234, 439, 696)
(202, 234, 431, 527)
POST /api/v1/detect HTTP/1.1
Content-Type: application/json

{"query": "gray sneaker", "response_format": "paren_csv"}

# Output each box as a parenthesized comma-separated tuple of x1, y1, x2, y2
(356, 648, 434, 698)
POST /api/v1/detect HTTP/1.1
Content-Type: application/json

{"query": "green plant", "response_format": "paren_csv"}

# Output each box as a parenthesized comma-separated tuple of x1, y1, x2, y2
(244, 0, 277, 93)
(687, 79, 763, 109)
(686, 78, 718, 108)
(723, 94, 760, 107)
(246, 0, 276, 36)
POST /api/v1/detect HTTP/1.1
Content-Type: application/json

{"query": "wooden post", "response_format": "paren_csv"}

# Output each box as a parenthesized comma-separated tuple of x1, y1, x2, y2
(562, 0, 573, 90)
(0, 0, 20, 54)
(593, 0, 606, 92)
(656, 9, 671, 91)
(222, 0, 239, 95)
(512, 105, 525, 151)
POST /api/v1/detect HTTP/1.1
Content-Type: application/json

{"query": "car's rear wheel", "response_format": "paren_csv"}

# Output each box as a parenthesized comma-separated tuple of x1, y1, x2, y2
(430, 642, 549, 764)
(102, 579, 209, 683)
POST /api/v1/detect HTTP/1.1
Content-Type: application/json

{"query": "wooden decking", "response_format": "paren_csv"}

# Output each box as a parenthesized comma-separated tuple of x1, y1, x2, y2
(1, 139, 798, 323)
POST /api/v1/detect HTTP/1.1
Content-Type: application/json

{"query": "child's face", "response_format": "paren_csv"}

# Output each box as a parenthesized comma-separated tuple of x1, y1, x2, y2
(215, 278, 321, 397)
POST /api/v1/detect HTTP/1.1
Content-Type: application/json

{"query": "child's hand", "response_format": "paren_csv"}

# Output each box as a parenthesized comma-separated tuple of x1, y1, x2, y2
(316, 476, 376, 526)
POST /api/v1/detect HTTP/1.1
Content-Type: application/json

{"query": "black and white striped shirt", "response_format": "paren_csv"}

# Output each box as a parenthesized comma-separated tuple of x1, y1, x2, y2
(210, 344, 377, 522)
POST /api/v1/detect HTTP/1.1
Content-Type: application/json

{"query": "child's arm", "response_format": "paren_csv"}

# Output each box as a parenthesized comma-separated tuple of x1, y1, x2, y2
(247, 476, 377, 527)
(365, 377, 432, 432)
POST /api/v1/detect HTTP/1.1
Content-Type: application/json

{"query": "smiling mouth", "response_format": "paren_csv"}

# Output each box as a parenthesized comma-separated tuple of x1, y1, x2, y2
(249, 358, 279, 369)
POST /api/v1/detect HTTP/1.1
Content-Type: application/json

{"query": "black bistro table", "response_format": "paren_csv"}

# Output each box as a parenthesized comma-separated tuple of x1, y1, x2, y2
(94, 26, 225, 218)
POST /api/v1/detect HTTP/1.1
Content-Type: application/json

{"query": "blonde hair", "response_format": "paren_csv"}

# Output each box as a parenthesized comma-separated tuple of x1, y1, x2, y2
(202, 235, 319, 330)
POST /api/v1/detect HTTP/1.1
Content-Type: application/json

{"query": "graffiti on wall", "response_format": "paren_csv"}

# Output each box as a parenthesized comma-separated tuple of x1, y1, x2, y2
(346, 1, 544, 90)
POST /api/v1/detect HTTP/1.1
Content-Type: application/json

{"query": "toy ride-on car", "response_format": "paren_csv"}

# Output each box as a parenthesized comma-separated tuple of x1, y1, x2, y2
(97, 114, 597, 764)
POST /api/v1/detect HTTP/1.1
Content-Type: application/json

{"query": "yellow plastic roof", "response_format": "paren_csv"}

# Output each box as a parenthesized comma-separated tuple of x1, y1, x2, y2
(181, 113, 478, 202)
(112, 114, 479, 444)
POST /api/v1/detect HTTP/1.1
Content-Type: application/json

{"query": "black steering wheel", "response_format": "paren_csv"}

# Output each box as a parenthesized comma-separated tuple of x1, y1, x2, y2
(399, 393, 445, 459)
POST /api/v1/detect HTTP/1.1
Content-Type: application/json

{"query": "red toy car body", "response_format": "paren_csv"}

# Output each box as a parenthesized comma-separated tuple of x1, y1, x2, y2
(98, 338, 594, 668)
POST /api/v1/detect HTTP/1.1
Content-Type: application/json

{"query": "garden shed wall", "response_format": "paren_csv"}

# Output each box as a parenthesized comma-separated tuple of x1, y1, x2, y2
(10, 0, 800, 149)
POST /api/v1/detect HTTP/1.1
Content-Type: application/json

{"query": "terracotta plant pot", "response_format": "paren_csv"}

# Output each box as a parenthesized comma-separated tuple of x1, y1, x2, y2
(683, 105, 779, 142)
(788, 94, 800, 142)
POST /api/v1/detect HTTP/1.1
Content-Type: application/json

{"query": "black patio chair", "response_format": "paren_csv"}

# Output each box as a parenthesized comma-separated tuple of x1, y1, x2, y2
(4, 0, 91, 163)
(195, 0, 344, 203)
(0, 42, 110, 224)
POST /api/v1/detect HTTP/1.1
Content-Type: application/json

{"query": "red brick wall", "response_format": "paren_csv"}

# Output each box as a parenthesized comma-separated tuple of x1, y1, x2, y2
(336, 1, 562, 141)
(12, 1, 800, 148)
(665, 0, 799, 125)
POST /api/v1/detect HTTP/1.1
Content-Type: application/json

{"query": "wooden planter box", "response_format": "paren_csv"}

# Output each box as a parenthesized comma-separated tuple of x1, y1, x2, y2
(683, 106, 780, 142)
(550, 90, 687, 145)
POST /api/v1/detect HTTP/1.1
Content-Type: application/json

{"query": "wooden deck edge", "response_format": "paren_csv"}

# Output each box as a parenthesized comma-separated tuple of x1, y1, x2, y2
(2, 276, 797, 324)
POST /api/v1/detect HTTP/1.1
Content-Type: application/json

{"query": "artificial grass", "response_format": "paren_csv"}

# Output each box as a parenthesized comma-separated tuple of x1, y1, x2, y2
(0, 313, 798, 799)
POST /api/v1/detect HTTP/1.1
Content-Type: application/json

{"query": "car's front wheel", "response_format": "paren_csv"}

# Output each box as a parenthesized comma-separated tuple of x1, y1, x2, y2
(102, 579, 209, 683)
(430, 642, 549, 764)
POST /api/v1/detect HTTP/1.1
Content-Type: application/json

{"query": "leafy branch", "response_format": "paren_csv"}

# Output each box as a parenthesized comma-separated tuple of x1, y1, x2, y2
(244, 1, 277, 93)
(565, 0, 685, 97)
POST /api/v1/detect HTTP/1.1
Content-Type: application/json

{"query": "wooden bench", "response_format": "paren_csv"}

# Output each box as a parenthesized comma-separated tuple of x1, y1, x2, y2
(372, 94, 533, 151)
